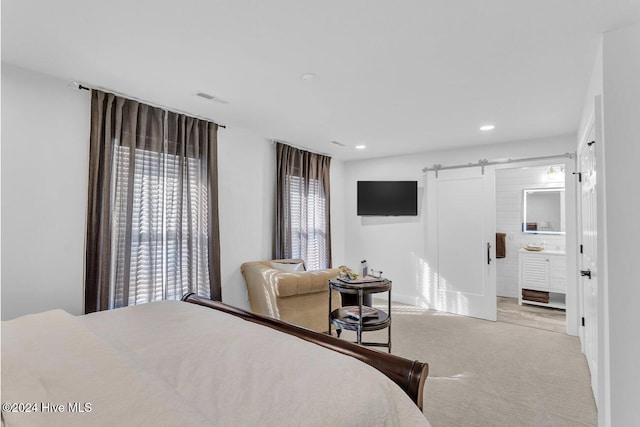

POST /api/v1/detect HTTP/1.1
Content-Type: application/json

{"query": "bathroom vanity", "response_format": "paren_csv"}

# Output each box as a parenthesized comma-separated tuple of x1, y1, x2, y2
(518, 248, 566, 309)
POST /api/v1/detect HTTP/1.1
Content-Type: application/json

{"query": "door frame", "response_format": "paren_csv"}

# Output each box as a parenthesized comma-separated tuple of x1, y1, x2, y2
(576, 115, 594, 353)
(577, 95, 610, 424)
(577, 117, 598, 399)
(493, 157, 578, 336)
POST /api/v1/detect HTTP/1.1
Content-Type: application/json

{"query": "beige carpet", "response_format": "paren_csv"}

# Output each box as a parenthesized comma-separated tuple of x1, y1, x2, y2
(339, 301, 596, 427)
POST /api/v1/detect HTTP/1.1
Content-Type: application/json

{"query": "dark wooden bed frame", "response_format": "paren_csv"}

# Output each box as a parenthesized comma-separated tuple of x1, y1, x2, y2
(182, 293, 429, 410)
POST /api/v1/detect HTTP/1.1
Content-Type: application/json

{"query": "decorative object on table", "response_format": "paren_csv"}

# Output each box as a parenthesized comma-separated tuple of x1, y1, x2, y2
(338, 276, 385, 284)
(369, 269, 384, 279)
(338, 265, 381, 306)
(344, 305, 379, 320)
(338, 265, 359, 280)
(361, 259, 368, 277)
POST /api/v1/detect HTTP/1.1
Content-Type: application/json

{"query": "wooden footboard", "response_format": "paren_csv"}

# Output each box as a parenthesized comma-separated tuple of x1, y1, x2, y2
(181, 293, 429, 410)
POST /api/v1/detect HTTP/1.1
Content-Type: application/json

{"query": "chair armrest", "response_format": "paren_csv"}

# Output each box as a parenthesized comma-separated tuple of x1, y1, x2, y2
(274, 268, 340, 297)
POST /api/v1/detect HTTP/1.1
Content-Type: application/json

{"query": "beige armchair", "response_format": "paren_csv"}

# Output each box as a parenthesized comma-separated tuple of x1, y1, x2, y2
(240, 259, 341, 333)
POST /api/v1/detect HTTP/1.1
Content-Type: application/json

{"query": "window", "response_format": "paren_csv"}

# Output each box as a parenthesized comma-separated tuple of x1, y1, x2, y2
(275, 142, 332, 270)
(85, 91, 220, 313)
(286, 175, 329, 271)
(110, 146, 210, 309)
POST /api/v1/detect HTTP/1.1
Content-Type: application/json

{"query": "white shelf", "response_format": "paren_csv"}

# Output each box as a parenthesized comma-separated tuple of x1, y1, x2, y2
(521, 291, 566, 310)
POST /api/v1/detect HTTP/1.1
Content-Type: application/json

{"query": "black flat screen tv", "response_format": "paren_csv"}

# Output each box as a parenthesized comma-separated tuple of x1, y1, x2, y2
(357, 181, 418, 216)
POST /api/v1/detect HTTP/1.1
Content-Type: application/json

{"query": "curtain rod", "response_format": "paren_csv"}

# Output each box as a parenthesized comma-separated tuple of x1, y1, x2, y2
(422, 152, 575, 177)
(269, 139, 332, 158)
(76, 83, 226, 129)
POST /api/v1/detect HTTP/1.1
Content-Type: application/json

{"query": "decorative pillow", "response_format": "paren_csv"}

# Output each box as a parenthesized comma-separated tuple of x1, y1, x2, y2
(270, 262, 305, 273)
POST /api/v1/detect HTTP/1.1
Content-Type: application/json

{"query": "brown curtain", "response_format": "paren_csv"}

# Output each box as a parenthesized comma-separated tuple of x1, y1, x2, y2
(85, 90, 220, 313)
(274, 142, 332, 270)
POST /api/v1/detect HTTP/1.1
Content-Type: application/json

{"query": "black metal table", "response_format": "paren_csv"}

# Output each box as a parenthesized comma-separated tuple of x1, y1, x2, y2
(328, 277, 392, 352)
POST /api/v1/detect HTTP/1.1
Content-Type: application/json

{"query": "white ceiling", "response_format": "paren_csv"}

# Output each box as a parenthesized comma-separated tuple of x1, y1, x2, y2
(3, 1, 640, 160)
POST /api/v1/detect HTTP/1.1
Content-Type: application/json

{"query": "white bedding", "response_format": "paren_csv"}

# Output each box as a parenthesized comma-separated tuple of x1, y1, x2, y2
(2, 300, 429, 426)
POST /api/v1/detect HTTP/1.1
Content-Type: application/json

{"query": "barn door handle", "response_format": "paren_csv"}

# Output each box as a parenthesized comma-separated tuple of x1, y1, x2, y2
(487, 242, 492, 265)
(580, 269, 592, 279)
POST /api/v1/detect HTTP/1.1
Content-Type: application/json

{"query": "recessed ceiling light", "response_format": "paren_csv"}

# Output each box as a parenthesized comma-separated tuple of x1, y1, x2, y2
(355, 145, 366, 150)
(480, 125, 495, 131)
(301, 73, 317, 81)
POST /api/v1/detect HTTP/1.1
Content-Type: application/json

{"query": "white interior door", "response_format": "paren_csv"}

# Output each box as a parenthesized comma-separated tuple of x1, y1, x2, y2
(425, 167, 497, 321)
(579, 127, 598, 400)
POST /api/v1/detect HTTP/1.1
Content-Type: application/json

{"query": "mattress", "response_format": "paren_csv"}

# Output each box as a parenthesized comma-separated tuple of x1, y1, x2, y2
(1, 300, 429, 426)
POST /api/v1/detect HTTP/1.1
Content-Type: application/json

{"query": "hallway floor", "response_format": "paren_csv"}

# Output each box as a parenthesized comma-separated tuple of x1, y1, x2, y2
(497, 296, 566, 333)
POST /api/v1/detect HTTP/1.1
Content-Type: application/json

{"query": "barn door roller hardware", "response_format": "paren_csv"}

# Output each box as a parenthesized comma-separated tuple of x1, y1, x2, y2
(423, 153, 575, 178)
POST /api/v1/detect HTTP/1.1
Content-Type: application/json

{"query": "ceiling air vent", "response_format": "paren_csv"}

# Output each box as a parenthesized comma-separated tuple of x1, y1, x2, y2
(196, 92, 215, 100)
(330, 140, 346, 147)
(196, 92, 229, 104)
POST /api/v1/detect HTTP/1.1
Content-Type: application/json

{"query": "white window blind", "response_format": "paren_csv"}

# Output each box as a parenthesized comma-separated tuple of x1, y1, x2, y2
(110, 145, 210, 309)
(287, 175, 329, 271)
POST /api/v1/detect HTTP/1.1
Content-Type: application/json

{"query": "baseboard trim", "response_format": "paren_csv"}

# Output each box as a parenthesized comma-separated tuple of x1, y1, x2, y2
(372, 293, 431, 309)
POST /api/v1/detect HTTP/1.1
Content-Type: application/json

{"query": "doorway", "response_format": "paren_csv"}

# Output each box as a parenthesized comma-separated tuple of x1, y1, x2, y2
(422, 155, 577, 333)
(495, 164, 568, 332)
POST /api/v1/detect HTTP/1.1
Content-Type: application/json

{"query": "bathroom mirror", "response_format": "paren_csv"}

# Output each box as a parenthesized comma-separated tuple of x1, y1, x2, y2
(523, 188, 565, 234)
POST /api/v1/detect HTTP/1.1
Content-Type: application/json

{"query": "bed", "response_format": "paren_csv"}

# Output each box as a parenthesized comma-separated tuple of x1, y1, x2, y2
(1, 293, 430, 426)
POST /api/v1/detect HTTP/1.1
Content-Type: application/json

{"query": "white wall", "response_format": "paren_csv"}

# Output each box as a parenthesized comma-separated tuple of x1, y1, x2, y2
(602, 21, 640, 426)
(330, 159, 346, 267)
(217, 128, 275, 310)
(495, 165, 566, 298)
(344, 135, 576, 326)
(1, 63, 90, 319)
(0, 63, 279, 317)
(219, 141, 346, 309)
(1, 63, 347, 317)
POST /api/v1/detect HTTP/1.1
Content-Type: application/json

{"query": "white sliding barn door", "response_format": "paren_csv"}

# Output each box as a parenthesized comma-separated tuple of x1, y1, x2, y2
(425, 167, 497, 321)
